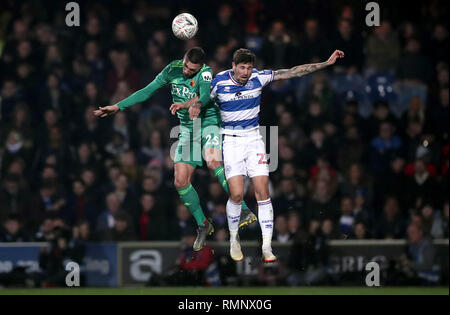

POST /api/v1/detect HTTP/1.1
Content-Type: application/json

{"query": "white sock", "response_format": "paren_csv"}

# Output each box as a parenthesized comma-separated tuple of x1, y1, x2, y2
(226, 199, 242, 242)
(258, 198, 274, 248)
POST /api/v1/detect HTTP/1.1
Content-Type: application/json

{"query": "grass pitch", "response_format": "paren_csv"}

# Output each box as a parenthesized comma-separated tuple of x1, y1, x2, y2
(0, 286, 448, 295)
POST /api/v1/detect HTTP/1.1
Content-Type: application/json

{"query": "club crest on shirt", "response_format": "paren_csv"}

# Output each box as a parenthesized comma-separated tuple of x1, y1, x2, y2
(190, 80, 195, 87)
(245, 80, 254, 89)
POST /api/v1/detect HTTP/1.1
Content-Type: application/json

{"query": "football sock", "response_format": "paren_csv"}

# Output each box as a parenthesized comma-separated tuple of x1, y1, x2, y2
(177, 183, 207, 227)
(226, 198, 242, 242)
(214, 166, 250, 211)
(257, 198, 274, 248)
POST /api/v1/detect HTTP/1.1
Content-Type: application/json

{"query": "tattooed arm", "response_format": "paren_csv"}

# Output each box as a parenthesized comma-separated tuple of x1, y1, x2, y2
(273, 50, 344, 81)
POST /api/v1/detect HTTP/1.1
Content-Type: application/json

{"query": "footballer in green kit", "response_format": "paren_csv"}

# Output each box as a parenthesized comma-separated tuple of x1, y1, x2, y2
(94, 47, 256, 251)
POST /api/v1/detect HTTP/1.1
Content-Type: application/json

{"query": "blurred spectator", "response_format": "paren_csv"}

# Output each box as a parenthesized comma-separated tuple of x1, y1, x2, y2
(1, 78, 25, 119)
(137, 130, 166, 165)
(365, 20, 401, 75)
(214, 227, 229, 242)
(287, 210, 302, 237)
(304, 179, 339, 224)
(0, 173, 33, 228)
(0, 215, 30, 242)
(369, 121, 403, 174)
(401, 95, 426, 131)
(298, 18, 328, 63)
(34, 215, 57, 242)
(337, 196, 355, 236)
(39, 228, 84, 287)
(72, 220, 97, 243)
(396, 38, 432, 85)
(133, 193, 167, 241)
(419, 204, 445, 239)
(257, 259, 286, 287)
(337, 126, 365, 171)
(62, 178, 99, 228)
(332, 19, 364, 73)
(405, 158, 440, 209)
(112, 173, 137, 211)
(1, 129, 34, 177)
(273, 178, 304, 217)
(161, 225, 218, 286)
(364, 100, 399, 141)
(211, 203, 227, 231)
(101, 211, 137, 242)
(321, 218, 339, 240)
(69, 142, 100, 180)
(428, 24, 448, 66)
(375, 196, 406, 239)
(96, 193, 123, 233)
(167, 203, 197, 241)
(426, 87, 449, 142)
(119, 150, 142, 183)
(353, 221, 371, 239)
(104, 132, 129, 157)
(0, 102, 34, 151)
(340, 163, 374, 205)
(204, 3, 241, 50)
(307, 156, 338, 196)
(106, 49, 140, 94)
(262, 20, 297, 69)
(287, 219, 330, 286)
(37, 179, 67, 219)
(353, 191, 374, 232)
(273, 215, 291, 243)
(393, 223, 439, 285)
(38, 72, 71, 118)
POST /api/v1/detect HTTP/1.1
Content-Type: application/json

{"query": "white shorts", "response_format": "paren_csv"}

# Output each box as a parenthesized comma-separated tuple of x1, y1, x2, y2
(222, 130, 269, 180)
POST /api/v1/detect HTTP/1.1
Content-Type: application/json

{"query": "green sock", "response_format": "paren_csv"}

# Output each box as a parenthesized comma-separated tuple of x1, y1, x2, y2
(177, 184, 207, 227)
(213, 166, 249, 211)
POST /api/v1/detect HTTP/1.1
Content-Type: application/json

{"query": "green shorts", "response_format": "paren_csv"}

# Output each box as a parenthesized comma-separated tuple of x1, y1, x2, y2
(174, 123, 222, 168)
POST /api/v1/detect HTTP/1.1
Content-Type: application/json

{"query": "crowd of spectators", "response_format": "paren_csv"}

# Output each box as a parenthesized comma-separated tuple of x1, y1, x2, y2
(0, 0, 448, 250)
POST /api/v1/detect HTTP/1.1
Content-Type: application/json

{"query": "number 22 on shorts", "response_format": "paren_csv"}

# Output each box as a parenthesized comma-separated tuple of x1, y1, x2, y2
(257, 153, 268, 164)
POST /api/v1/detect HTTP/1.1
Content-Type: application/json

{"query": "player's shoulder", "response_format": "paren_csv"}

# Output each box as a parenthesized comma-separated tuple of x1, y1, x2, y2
(256, 69, 273, 76)
(213, 69, 231, 83)
(200, 64, 213, 73)
(198, 65, 213, 82)
(169, 59, 184, 68)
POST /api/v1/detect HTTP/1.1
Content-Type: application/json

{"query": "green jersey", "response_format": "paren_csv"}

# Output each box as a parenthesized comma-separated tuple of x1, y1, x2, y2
(117, 60, 221, 128)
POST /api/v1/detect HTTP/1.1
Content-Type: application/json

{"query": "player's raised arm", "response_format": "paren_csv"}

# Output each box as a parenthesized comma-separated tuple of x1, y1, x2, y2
(273, 49, 344, 81)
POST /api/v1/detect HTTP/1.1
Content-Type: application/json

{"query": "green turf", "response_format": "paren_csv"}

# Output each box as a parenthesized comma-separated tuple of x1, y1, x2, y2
(0, 287, 448, 295)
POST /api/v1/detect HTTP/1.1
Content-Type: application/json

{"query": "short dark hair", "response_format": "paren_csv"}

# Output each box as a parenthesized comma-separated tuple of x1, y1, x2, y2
(185, 47, 205, 64)
(233, 48, 256, 65)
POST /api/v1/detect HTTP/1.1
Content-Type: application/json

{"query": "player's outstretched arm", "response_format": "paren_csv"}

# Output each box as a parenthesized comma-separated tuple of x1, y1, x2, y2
(94, 104, 120, 117)
(273, 49, 344, 81)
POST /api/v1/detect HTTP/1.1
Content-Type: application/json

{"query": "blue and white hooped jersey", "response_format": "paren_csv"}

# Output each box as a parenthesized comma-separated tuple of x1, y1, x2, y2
(210, 68, 274, 135)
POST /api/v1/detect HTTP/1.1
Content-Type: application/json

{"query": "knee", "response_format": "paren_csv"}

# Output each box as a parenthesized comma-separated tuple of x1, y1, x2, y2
(207, 160, 222, 171)
(174, 177, 190, 190)
(254, 188, 270, 201)
(230, 193, 243, 204)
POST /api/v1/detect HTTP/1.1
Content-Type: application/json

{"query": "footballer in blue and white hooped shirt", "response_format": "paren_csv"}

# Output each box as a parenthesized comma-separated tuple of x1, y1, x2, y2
(211, 47, 344, 264)
(210, 67, 274, 135)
